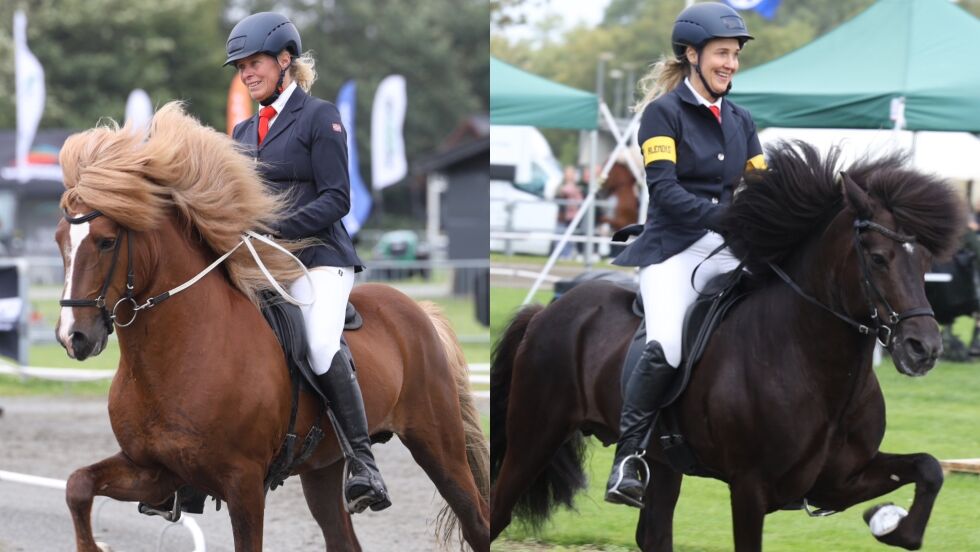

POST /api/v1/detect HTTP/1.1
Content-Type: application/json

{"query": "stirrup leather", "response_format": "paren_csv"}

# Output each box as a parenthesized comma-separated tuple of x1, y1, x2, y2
(606, 451, 650, 507)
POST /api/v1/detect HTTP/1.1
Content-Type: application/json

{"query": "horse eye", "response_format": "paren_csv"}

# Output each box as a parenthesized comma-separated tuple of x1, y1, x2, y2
(98, 238, 117, 251)
(870, 253, 888, 267)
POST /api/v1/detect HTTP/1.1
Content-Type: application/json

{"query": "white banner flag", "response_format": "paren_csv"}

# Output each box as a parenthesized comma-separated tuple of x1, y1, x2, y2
(13, 10, 45, 183)
(125, 89, 153, 136)
(370, 75, 407, 189)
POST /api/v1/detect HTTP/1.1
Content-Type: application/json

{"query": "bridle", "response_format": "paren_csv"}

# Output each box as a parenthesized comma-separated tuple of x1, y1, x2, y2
(59, 209, 314, 334)
(768, 218, 935, 349)
(59, 210, 141, 333)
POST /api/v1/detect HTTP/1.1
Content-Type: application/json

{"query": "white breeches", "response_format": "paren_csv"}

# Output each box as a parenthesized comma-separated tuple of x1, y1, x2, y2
(639, 231, 740, 368)
(288, 266, 355, 375)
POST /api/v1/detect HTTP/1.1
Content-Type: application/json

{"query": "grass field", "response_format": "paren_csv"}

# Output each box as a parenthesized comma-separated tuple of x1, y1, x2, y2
(491, 284, 980, 552)
(1, 290, 489, 396)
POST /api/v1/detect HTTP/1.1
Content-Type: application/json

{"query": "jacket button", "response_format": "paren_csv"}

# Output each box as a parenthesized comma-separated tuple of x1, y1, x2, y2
(715, 177, 722, 183)
(717, 153, 725, 161)
(711, 197, 719, 204)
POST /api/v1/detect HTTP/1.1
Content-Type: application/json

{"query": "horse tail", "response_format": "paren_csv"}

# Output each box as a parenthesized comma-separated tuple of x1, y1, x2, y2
(490, 304, 543, 482)
(491, 303, 588, 530)
(418, 301, 490, 546)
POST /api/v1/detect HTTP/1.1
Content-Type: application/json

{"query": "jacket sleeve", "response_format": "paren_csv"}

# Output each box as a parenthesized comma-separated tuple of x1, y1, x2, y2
(274, 102, 352, 239)
(639, 101, 723, 231)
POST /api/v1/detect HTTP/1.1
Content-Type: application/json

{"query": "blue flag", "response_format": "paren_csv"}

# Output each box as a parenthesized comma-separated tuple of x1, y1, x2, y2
(336, 80, 372, 236)
(725, 0, 780, 20)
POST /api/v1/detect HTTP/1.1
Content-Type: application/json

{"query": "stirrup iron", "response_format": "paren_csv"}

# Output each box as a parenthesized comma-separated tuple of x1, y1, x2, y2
(606, 451, 650, 507)
(137, 490, 181, 522)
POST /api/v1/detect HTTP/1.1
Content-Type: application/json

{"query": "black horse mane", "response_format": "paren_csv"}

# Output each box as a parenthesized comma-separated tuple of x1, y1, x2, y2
(721, 140, 964, 276)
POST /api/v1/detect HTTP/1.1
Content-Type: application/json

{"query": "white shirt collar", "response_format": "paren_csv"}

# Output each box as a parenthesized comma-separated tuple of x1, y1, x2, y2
(263, 81, 297, 127)
(683, 77, 723, 110)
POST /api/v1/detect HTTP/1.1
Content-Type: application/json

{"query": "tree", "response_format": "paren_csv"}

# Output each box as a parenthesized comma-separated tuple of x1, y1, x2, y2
(0, 0, 228, 129)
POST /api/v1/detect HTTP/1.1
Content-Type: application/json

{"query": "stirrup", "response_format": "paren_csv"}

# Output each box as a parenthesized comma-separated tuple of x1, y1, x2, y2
(341, 457, 391, 514)
(605, 452, 650, 508)
(137, 490, 181, 522)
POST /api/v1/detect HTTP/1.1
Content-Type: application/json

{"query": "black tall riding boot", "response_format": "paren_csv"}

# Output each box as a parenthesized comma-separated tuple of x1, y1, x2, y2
(605, 341, 675, 508)
(318, 351, 392, 513)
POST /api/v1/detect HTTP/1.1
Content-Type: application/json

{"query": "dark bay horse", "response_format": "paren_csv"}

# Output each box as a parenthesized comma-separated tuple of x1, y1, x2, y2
(491, 142, 963, 551)
(55, 103, 489, 551)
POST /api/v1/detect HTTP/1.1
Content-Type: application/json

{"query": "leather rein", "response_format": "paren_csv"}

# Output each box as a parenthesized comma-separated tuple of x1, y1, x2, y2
(768, 218, 935, 349)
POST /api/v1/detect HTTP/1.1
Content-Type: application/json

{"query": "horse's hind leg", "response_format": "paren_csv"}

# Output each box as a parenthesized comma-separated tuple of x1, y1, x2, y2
(300, 461, 361, 552)
(400, 424, 490, 552)
(636, 463, 682, 552)
(808, 451, 943, 550)
(66, 452, 179, 552)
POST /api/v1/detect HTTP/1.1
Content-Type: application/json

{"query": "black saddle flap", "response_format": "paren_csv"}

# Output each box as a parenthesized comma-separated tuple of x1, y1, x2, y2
(260, 290, 310, 371)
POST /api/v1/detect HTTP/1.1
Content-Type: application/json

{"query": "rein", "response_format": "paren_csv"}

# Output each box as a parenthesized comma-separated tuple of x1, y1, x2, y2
(768, 218, 935, 349)
(59, 210, 314, 333)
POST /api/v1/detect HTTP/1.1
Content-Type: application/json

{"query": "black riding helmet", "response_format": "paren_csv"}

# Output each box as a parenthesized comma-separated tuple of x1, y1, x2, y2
(225, 12, 302, 105)
(671, 2, 753, 100)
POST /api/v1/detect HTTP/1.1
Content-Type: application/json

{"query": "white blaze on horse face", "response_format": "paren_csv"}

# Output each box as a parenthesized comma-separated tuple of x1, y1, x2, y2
(58, 220, 91, 346)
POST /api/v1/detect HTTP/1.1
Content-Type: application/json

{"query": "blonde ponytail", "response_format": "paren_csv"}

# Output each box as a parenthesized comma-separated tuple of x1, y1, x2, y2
(633, 56, 688, 112)
(289, 51, 317, 92)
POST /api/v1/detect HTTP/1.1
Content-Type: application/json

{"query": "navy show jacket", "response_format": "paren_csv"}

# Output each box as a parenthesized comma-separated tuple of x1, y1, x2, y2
(233, 87, 363, 270)
(612, 83, 764, 267)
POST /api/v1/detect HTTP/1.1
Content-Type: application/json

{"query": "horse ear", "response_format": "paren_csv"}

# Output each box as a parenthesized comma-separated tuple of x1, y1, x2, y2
(841, 171, 873, 219)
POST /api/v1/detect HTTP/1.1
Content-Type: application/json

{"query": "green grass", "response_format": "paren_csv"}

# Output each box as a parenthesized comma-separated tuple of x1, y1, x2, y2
(491, 285, 980, 551)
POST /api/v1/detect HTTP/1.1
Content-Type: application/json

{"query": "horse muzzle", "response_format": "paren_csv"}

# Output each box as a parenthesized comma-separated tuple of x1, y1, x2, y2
(56, 321, 109, 361)
(891, 324, 941, 377)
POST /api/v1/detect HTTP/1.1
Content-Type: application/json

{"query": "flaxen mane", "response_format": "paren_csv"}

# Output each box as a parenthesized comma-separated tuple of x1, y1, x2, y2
(59, 101, 306, 305)
(722, 140, 963, 276)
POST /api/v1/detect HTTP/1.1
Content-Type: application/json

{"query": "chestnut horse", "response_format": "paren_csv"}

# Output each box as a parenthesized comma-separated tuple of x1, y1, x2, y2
(55, 103, 489, 551)
(597, 160, 640, 232)
(491, 142, 962, 551)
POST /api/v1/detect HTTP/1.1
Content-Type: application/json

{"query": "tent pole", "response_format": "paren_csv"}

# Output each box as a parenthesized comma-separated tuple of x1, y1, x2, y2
(586, 128, 598, 268)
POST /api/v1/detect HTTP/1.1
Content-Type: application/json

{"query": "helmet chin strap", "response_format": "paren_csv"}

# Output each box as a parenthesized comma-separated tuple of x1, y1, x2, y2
(692, 48, 732, 101)
(260, 59, 291, 106)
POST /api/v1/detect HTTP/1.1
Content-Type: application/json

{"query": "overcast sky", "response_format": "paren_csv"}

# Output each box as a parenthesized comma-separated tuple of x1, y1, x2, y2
(495, 0, 612, 44)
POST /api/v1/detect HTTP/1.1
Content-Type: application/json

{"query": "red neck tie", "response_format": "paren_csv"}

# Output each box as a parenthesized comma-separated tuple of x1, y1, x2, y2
(708, 105, 721, 124)
(258, 105, 277, 145)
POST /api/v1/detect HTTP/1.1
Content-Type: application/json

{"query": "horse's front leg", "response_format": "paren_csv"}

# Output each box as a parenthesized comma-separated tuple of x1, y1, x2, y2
(808, 451, 943, 550)
(220, 466, 268, 552)
(66, 452, 180, 552)
(728, 474, 769, 552)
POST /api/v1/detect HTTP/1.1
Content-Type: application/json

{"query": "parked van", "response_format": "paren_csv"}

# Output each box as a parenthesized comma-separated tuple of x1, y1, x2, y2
(489, 125, 562, 256)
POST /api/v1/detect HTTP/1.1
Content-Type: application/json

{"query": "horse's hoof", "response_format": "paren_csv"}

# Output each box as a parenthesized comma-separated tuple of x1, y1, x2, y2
(864, 502, 908, 537)
(95, 542, 114, 552)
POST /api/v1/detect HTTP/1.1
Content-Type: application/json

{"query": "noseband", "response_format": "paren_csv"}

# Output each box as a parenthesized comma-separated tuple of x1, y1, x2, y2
(769, 218, 935, 348)
(59, 210, 139, 333)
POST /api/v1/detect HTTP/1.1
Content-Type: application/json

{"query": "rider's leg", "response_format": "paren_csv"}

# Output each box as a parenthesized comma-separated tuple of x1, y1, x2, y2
(290, 267, 391, 513)
(606, 232, 737, 508)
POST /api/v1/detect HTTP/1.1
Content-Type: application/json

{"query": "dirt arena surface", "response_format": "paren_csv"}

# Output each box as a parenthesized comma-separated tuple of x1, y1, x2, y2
(0, 396, 488, 551)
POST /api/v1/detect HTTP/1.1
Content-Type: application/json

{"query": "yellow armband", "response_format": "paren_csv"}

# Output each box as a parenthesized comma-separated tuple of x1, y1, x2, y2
(745, 154, 767, 171)
(641, 136, 676, 165)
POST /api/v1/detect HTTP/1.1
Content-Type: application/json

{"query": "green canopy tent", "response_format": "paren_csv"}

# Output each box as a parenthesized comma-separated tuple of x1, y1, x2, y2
(490, 56, 599, 130)
(728, 0, 980, 131)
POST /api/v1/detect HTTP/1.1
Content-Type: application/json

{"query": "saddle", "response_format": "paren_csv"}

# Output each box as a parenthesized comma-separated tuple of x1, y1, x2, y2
(138, 296, 366, 521)
(621, 267, 749, 476)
